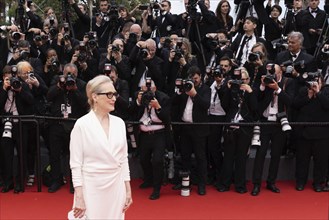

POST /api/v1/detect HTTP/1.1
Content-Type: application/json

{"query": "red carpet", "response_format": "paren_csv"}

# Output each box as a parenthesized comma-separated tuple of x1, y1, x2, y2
(0, 179, 328, 220)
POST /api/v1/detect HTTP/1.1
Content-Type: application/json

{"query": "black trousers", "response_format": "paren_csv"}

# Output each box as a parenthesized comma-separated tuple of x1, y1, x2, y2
(139, 130, 167, 191)
(206, 115, 225, 183)
(180, 126, 208, 186)
(48, 123, 71, 184)
(252, 124, 286, 185)
(0, 123, 28, 187)
(296, 138, 329, 186)
(219, 127, 252, 189)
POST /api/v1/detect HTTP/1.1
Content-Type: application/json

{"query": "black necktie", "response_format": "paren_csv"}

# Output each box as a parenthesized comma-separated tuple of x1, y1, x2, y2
(236, 36, 252, 61)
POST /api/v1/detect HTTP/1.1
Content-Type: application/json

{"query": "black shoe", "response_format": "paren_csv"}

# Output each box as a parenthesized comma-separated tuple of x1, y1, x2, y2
(313, 185, 323, 192)
(251, 184, 260, 196)
(149, 191, 160, 200)
(198, 185, 206, 195)
(139, 182, 152, 189)
(172, 183, 182, 190)
(1, 184, 14, 193)
(48, 182, 62, 193)
(14, 184, 23, 194)
(296, 184, 305, 191)
(236, 187, 248, 194)
(217, 186, 229, 192)
(266, 184, 280, 193)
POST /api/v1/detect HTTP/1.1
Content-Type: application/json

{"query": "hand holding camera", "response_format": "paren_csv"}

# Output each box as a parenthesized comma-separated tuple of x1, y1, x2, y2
(26, 72, 40, 88)
(240, 84, 252, 93)
(149, 98, 161, 109)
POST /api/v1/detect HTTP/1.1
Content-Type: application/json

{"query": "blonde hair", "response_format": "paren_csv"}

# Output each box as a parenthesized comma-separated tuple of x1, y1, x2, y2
(17, 61, 33, 74)
(86, 75, 113, 109)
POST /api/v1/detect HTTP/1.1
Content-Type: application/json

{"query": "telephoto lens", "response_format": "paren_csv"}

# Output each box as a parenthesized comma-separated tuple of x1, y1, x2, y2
(276, 112, 292, 132)
(251, 125, 261, 147)
(179, 171, 190, 196)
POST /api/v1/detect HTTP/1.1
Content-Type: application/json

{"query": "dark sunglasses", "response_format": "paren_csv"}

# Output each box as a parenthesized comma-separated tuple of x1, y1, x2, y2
(97, 92, 118, 99)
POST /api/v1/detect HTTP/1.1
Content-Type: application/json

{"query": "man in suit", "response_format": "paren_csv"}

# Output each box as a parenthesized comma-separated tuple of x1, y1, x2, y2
(0, 62, 35, 193)
(230, 17, 266, 66)
(129, 39, 164, 96)
(129, 79, 171, 200)
(301, 0, 326, 55)
(172, 66, 211, 195)
(251, 64, 295, 196)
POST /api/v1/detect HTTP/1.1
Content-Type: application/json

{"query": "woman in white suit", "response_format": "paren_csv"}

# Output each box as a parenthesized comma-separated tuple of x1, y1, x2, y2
(69, 75, 133, 219)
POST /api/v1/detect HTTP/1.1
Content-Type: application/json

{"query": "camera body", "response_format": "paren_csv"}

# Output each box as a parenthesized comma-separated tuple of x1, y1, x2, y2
(141, 77, 155, 107)
(58, 74, 76, 88)
(248, 51, 262, 62)
(10, 77, 22, 90)
(139, 48, 149, 59)
(173, 48, 184, 62)
(175, 78, 194, 93)
(302, 71, 320, 89)
(281, 60, 305, 77)
(111, 45, 120, 52)
(104, 63, 112, 75)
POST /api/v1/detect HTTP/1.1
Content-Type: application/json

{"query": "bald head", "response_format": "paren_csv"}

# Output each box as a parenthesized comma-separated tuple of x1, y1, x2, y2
(130, 24, 142, 41)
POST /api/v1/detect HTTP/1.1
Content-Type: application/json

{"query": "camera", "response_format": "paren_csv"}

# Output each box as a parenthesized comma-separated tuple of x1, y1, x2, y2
(11, 32, 21, 41)
(271, 38, 288, 51)
(301, 71, 320, 89)
(63, 34, 70, 41)
(104, 63, 112, 75)
(138, 4, 149, 10)
(10, 77, 22, 90)
(276, 112, 292, 132)
(34, 35, 42, 42)
(248, 51, 262, 62)
(85, 31, 97, 47)
(139, 48, 149, 59)
(175, 78, 194, 93)
(173, 48, 184, 62)
(141, 77, 155, 107)
(28, 72, 35, 79)
(49, 16, 55, 26)
(251, 125, 261, 147)
(63, 22, 69, 33)
(20, 50, 30, 60)
(111, 45, 120, 52)
(281, 60, 305, 77)
(58, 74, 76, 88)
(128, 33, 137, 43)
(78, 52, 87, 62)
(2, 117, 13, 138)
(264, 64, 276, 85)
(213, 66, 224, 78)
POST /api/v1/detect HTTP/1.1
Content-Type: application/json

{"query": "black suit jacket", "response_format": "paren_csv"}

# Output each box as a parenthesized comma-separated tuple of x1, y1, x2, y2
(111, 78, 130, 120)
(257, 76, 295, 120)
(172, 83, 211, 137)
(293, 85, 329, 139)
(274, 50, 318, 73)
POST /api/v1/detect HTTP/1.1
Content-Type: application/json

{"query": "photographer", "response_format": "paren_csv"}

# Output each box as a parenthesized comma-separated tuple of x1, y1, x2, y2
(251, 63, 295, 196)
(129, 79, 171, 200)
(243, 42, 268, 89)
(92, 0, 120, 49)
(42, 48, 61, 87)
(203, 30, 233, 85)
(124, 24, 143, 56)
(106, 65, 130, 120)
(301, 0, 326, 55)
(0, 64, 35, 193)
(47, 63, 88, 193)
(68, 0, 90, 41)
(231, 17, 266, 66)
(70, 43, 98, 83)
(172, 66, 211, 195)
(99, 39, 132, 83)
(129, 39, 164, 96)
(164, 37, 198, 96)
(293, 74, 329, 192)
(217, 67, 257, 193)
(207, 66, 227, 188)
(284, 0, 306, 35)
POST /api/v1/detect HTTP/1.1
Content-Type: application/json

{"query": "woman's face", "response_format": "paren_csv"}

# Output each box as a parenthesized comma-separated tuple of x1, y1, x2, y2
(119, 9, 127, 18)
(270, 8, 280, 19)
(94, 82, 117, 113)
(252, 45, 264, 55)
(221, 2, 230, 14)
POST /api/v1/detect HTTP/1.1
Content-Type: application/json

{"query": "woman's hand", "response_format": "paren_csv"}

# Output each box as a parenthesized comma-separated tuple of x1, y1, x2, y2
(73, 187, 86, 218)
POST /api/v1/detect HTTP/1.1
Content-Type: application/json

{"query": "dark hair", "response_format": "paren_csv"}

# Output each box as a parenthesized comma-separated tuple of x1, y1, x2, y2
(271, 5, 282, 15)
(216, 29, 229, 39)
(215, 0, 233, 29)
(187, 66, 201, 77)
(162, 0, 171, 7)
(245, 16, 258, 24)
(219, 56, 233, 66)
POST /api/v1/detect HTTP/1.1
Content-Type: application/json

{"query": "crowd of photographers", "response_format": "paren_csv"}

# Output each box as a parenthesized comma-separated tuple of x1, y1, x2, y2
(0, 0, 329, 200)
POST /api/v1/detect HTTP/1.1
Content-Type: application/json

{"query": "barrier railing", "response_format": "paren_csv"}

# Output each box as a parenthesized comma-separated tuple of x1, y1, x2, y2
(1, 115, 329, 192)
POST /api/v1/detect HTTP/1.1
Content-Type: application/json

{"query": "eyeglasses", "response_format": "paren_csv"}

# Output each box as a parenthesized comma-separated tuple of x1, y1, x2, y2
(241, 78, 249, 80)
(97, 92, 118, 99)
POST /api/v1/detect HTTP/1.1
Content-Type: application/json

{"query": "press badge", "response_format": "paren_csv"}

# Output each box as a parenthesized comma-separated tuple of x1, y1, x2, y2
(61, 104, 72, 118)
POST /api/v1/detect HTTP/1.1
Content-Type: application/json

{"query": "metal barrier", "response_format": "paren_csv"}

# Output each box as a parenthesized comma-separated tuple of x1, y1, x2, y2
(1, 115, 329, 192)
